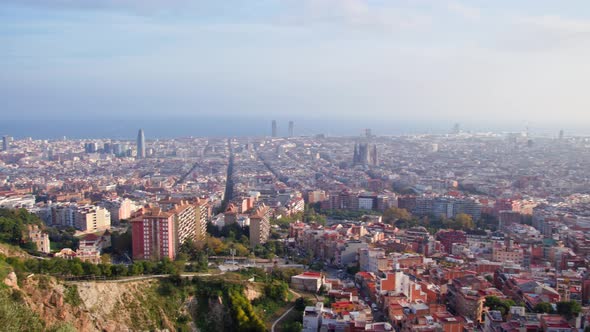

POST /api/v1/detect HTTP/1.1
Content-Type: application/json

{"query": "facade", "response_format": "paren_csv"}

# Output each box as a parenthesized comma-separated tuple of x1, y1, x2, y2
(307, 190, 326, 204)
(336, 240, 367, 267)
(353, 143, 378, 166)
(131, 208, 176, 260)
(27, 225, 50, 254)
(291, 272, 325, 292)
(453, 199, 482, 220)
(194, 199, 209, 242)
(446, 275, 489, 322)
(358, 194, 376, 210)
(249, 205, 271, 248)
(99, 198, 133, 222)
(492, 245, 524, 265)
(77, 231, 111, 264)
(171, 202, 198, 247)
(158, 197, 210, 245)
(75, 205, 111, 232)
(436, 230, 467, 254)
(303, 303, 323, 332)
(411, 197, 482, 220)
(53, 204, 76, 227)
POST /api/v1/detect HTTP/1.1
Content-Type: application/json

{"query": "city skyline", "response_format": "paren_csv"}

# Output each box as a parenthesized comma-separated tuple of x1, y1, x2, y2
(2, 1, 590, 331)
(0, 116, 584, 140)
(2, 1, 590, 132)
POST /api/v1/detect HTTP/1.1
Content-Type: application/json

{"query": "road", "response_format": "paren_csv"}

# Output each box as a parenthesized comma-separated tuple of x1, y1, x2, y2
(63, 272, 224, 283)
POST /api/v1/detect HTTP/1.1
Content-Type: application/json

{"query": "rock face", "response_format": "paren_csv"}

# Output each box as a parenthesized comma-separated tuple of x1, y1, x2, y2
(4, 271, 19, 289)
(18, 276, 177, 332)
(244, 284, 262, 301)
(10, 273, 261, 332)
(21, 278, 95, 331)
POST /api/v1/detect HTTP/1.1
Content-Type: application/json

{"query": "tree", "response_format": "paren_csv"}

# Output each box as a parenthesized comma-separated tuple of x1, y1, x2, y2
(284, 321, 303, 332)
(227, 287, 266, 332)
(295, 297, 312, 311)
(205, 236, 226, 255)
(231, 243, 250, 257)
(264, 280, 289, 302)
(100, 253, 111, 265)
(193, 250, 209, 272)
(68, 262, 84, 276)
(110, 228, 132, 255)
(383, 207, 411, 225)
(82, 262, 100, 276)
(485, 296, 515, 316)
(455, 213, 475, 230)
(128, 262, 144, 276)
(556, 301, 581, 319)
(99, 264, 112, 277)
(534, 302, 555, 314)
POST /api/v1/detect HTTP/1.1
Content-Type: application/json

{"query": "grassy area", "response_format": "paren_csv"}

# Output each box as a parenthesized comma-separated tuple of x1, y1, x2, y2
(63, 284, 82, 307)
(260, 301, 292, 331)
(141, 277, 193, 331)
(0, 259, 12, 281)
(276, 307, 304, 332)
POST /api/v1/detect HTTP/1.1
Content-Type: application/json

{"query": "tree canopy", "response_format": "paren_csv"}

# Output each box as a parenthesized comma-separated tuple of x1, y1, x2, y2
(383, 207, 411, 225)
(556, 301, 581, 319)
(533, 302, 555, 314)
(485, 296, 515, 316)
(0, 208, 44, 250)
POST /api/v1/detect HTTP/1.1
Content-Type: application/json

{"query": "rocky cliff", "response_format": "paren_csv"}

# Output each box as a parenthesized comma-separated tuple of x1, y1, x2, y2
(4, 272, 189, 331)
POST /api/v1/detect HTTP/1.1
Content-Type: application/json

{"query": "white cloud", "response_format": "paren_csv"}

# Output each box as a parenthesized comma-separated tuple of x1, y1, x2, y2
(447, 1, 480, 21)
(281, 0, 432, 31)
(514, 15, 590, 34)
(498, 14, 590, 52)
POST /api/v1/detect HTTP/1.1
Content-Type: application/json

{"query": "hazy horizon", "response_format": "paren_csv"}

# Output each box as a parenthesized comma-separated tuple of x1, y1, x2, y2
(3, 0, 590, 135)
(0, 114, 585, 140)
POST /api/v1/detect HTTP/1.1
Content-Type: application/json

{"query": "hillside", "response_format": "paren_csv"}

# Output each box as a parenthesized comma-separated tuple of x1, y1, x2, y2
(2, 270, 190, 331)
(0, 208, 299, 331)
(0, 260, 280, 331)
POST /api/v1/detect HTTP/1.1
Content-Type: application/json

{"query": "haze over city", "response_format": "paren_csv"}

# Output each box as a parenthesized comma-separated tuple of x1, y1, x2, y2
(3, 2, 590, 332)
(3, 0, 590, 137)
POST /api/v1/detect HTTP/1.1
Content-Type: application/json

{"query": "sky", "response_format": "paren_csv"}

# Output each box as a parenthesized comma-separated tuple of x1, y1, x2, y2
(2, 0, 590, 138)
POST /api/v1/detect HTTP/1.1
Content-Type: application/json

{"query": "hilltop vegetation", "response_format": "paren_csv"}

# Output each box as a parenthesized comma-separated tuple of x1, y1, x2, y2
(0, 208, 303, 331)
(0, 208, 44, 251)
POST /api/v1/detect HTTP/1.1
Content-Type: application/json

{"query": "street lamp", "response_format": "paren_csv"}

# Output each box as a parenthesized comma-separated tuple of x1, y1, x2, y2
(230, 248, 236, 265)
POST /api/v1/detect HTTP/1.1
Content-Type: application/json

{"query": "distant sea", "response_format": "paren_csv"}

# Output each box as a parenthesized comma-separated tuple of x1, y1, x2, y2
(0, 114, 584, 140)
(0, 115, 444, 140)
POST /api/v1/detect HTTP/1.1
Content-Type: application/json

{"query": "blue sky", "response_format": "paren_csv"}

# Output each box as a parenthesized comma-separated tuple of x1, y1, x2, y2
(2, 0, 590, 137)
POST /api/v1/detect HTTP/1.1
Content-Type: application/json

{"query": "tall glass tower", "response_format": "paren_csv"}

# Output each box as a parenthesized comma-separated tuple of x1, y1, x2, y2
(137, 129, 146, 159)
(288, 121, 294, 137)
(271, 120, 277, 137)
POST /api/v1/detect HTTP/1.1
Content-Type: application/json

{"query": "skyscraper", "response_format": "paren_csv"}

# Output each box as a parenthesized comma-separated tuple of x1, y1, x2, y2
(288, 121, 294, 137)
(137, 129, 146, 159)
(271, 120, 277, 137)
(2, 136, 8, 151)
